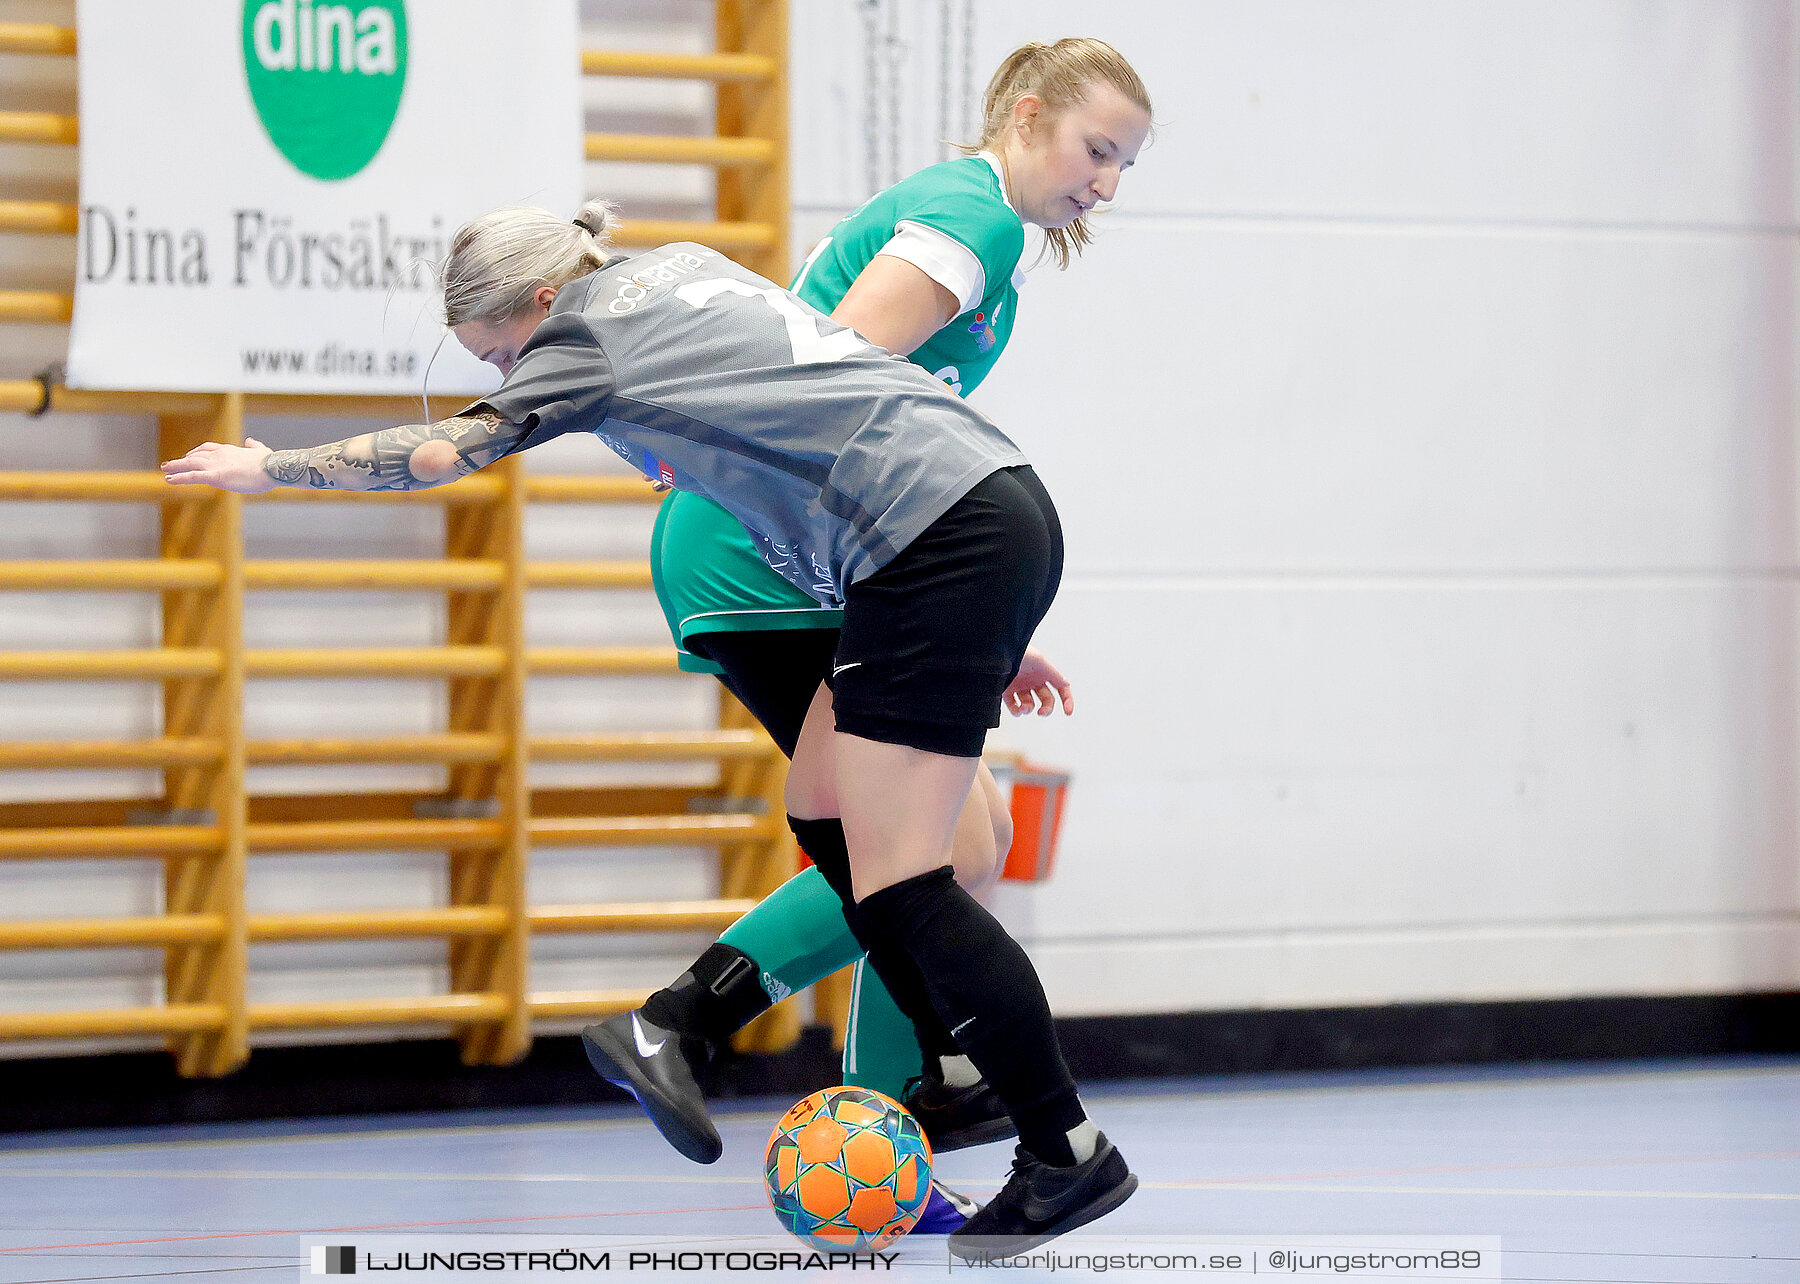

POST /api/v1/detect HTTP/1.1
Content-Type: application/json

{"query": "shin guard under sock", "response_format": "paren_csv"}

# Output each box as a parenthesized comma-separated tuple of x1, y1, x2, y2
(787, 816, 961, 1068)
(850, 865, 1089, 1166)
(640, 942, 770, 1048)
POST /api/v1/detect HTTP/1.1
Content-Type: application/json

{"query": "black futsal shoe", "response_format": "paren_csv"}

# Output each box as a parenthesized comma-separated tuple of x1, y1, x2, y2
(580, 1010, 722, 1164)
(902, 1072, 1017, 1152)
(946, 1133, 1139, 1260)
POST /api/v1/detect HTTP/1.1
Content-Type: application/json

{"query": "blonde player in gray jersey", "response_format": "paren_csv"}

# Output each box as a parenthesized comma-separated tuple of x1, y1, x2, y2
(164, 216, 1136, 1257)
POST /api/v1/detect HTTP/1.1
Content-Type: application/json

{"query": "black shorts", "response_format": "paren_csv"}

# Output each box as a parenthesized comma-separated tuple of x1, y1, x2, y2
(828, 465, 1063, 758)
(697, 627, 837, 760)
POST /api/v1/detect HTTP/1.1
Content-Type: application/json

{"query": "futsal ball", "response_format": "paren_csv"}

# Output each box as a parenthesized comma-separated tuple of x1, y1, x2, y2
(764, 1085, 934, 1251)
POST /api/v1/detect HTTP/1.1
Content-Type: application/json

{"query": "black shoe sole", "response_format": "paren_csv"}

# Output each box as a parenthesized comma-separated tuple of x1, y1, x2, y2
(946, 1171, 1140, 1260)
(926, 1113, 1017, 1153)
(580, 1022, 722, 1165)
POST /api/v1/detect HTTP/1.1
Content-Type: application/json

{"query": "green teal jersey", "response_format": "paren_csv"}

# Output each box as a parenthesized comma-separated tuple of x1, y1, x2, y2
(652, 154, 1029, 671)
(791, 154, 1026, 395)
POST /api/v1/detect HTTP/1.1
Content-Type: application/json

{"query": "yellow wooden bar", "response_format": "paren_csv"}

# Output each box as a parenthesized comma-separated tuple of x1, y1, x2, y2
(0, 915, 223, 951)
(527, 646, 683, 675)
(0, 471, 165, 500)
(0, 737, 220, 769)
(244, 646, 507, 677)
(0, 290, 72, 323)
(250, 477, 506, 504)
(0, 389, 223, 418)
(158, 392, 252, 1076)
(0, 648, 219, 679)
(0, 1004, 226, 1039)
(247, 818, 505, 852)
(241, 393, 434, 418)
(716, 0, 788, 289)
(0, 22, 76, 55)
(0, 826, 218, 859)
(613, 219, 778, 251)
(582, 49, 775, 82)
(529, 814, 774, 846)
(0, 110, 77, 145)
(248, 993, 510, 1029)
(586, 133, 775, 167)
(528, 989, 652, 1021)
(0, 468, 651, 506)
(248, 906, 509, 942)
(247, 733, 505, 765)
(245, 560, 506, 591)
(523, 475, 663, 503)
(529, 729, 774, 761)
(0, 200, 77, 235)
(0, 471, 205, 501)
(454, 452, 534, 1064)
(531, 900, 756, 934)
(524, 561, 651, 589)
(0, 386, 464, 420)
(0, 560, 219, 590)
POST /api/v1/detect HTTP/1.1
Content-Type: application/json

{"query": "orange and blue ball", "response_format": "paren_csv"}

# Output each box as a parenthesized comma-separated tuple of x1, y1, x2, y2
(764, 1086, 934, 1251)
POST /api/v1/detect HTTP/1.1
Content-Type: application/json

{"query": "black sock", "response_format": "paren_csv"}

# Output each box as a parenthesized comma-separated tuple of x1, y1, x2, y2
(788, 815, 856, 903)
(851, 865, 1088, 1166)
(787, 816, 962, 1070)
(640, 942, 770, 1048)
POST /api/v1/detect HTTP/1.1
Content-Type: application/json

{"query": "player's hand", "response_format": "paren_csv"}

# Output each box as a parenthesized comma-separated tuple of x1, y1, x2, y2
(161, 437, 278, 493)
(1004, 648, 1073, 716)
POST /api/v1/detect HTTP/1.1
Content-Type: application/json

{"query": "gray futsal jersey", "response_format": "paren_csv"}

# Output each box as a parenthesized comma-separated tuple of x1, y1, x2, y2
(470, 243, 1027, 604)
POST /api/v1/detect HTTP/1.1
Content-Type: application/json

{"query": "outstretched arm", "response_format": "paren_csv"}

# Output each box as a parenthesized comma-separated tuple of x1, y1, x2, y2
(161, 411, 527, 494)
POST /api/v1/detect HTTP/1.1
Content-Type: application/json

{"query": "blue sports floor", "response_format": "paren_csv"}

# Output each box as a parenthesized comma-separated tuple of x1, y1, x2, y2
(0, 1056, 1792, 1283)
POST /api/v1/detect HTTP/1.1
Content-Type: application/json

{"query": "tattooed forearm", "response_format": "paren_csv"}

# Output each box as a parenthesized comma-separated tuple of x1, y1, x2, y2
(264, 450, 323, 484)
(262, 412, 524, 491)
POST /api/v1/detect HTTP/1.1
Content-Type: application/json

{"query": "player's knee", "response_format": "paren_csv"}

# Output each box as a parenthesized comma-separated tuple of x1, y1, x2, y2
(950, 812, 1001, 894)
(951, 847, 997, 894)
(954, 766, 1010, 892)
(989, 801, 1013, 871)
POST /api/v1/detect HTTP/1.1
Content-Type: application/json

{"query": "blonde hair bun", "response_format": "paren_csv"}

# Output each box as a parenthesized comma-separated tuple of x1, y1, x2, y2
(441, 201, 617, 327)
(572, 199, 616, 239)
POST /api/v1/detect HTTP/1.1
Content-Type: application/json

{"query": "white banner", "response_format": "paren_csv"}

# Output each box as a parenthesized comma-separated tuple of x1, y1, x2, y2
(68, 0, 582, 395)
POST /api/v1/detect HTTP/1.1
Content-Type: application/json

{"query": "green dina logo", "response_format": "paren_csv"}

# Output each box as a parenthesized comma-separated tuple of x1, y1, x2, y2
(243, 0, 408, 182)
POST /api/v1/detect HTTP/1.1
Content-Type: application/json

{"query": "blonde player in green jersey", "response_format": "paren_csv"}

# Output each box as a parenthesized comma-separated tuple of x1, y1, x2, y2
(594, 39, 1154, 1224)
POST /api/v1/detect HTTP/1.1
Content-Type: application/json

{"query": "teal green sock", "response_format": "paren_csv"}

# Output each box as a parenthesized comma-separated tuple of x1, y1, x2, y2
(841, 957, 928, 1099)
(716, 866, 931, 1099)
(719, 866, 865, 1003)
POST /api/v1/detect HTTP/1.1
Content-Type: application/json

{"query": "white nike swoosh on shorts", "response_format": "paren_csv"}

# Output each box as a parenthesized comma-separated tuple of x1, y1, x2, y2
(832, 662, 862, 676)
(631, 1011, 667, 1057)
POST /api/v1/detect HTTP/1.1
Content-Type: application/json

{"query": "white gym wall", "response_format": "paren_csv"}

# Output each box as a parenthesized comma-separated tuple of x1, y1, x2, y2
(793, 0, 1799, 1015)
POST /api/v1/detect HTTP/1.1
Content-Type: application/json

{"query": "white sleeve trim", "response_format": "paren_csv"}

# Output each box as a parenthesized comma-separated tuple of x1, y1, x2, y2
(876, 222, 987, 316)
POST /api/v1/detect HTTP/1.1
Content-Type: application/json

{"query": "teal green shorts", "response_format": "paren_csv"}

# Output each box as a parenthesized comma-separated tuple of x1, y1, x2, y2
(651, 490, 845, 675)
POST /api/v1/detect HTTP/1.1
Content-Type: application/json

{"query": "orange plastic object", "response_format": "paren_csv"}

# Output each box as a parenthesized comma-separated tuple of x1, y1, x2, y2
(1002, 762, 1070, 883)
